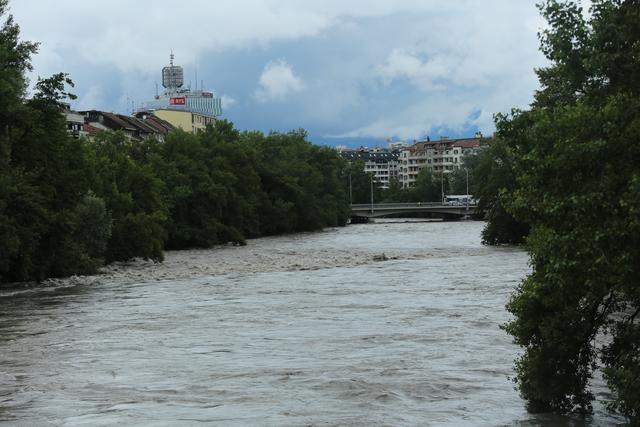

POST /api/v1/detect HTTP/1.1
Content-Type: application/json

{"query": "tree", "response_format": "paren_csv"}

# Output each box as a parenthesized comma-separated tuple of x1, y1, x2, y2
(345, 160, 380, 205)
(472, 138, 529, 244)
(33, 72, 76, 103)
(410, 167, 442, 202)
(0, 0, 38, 281)
(0, 0, 37, 166)
(255, 129, 349, 233)
(381, 176, 405, 202)
(448, 167, 469, 196)
(140, 122, 349, 247)
(0, 2, 112, 281)
(501, 0, 640, 420)
(69, 193, 112, 272)
(89, 131, 166, 262)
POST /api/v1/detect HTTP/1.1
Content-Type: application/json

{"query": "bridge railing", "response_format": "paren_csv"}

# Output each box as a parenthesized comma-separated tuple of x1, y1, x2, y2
(350, 202, 477, 209)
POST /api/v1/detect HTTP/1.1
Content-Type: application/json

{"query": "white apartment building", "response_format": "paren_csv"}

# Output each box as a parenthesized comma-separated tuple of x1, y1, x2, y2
(339, 148, 401, 189)
(60, 104, 87, 139)
(399, 137, 483, 188)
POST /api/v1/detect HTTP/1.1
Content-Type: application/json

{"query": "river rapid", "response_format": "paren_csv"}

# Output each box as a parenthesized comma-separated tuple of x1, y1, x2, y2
(0, 221, 627, 426)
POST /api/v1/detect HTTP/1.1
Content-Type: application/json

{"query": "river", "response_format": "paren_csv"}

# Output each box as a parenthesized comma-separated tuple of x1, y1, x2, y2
(0, 221, 627, 426)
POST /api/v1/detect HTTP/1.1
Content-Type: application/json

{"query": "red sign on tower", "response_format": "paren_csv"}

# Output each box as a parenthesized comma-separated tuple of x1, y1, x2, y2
(169, 97, 186, 105)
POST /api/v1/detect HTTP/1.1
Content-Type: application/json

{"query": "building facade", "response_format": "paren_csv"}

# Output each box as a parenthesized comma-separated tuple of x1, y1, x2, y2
(398, 136, 483, 188)
(78, 110, 173, 141)
(61, 103, 87, 139)
(152, 109, 216, 133)
(140, 53, 222, 133)
(339, 148, 401, 189)
(60, 53, 221, 140)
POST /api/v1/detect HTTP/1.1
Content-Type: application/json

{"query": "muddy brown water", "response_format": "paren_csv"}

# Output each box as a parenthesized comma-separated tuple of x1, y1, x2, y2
(0, 221, 627, 426)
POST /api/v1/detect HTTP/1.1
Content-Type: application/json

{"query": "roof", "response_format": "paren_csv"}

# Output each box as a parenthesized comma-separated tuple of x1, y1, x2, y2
(83, 123, 102, 137)
(451, 138, 482, 148)
(118, 115, 158, 134)
(79, 110, 175, 139)
(150, 115, 174, 131)
(102, 112, 136, 131)
(404, 136, 482, 152)
(143, 115, 174, 134)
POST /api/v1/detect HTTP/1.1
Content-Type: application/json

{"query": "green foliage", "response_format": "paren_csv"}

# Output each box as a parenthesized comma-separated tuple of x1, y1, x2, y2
(138, 123, 349, 249)
(499, 0, 640, 420)
(253, 128, 349, 233)
(472, 138, 529, 244)
(33, 72, 76, 102)
(346, 160, 381, 204)
(411, 167, 442, 202)
(71, 193, 112, 264)
(382, 167, 443, 203)
(145, 129, 225, 249)
(0, 2, 105, 281)
(46, 193, 112, 276)
(602, 315, 640, 419)
(380, 176, 404, 202)
(447, 166, 469, 196)
(0, 0, 38, 166)
(88, 131, 167, 262)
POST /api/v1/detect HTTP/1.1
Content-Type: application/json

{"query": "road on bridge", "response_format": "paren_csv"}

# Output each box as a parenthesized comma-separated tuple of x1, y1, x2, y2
(349, 202, 478, 219)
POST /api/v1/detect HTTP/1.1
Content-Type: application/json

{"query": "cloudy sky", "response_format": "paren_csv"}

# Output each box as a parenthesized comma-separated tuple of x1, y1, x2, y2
(10, 1, 547, 147)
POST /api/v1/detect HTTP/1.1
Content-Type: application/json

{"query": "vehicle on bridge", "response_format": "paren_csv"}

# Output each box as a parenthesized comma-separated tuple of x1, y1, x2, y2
(444, 195, 476, 206)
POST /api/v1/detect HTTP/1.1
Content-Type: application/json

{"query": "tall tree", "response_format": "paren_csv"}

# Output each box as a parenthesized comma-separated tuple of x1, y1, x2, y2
(410, 167, 442, 202)
(0, 0, 37, 280)
(89, 131, 166, 262)
(381, 176, 405, 202)
(344, 160, 380, 205)
(0, 0, 37, 166)
(0, 5, 112, 281)
(472, 138, 529, 244)
(501, 0, 640, 420)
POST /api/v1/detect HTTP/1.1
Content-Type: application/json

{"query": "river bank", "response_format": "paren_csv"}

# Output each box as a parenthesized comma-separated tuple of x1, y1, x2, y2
(2, 220, 487, 294)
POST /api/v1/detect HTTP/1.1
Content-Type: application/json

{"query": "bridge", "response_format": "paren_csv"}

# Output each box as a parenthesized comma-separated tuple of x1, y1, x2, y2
(350, 202, 478, 221)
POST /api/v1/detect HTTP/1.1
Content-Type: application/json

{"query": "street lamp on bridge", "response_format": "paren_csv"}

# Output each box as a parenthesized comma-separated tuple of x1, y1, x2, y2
(370, 174, 374, 214)
(440, 170, 445, 204)
(465, 167, 469, 215)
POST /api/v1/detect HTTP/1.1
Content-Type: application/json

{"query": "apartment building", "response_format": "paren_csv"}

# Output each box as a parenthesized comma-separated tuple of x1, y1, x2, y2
(339, 148, 400, 189)
(398, 136, 483, 188)
(60, 103, 87, 139)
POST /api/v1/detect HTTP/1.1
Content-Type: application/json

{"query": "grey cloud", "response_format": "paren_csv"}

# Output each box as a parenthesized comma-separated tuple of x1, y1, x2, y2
(10, 0, 547, 140)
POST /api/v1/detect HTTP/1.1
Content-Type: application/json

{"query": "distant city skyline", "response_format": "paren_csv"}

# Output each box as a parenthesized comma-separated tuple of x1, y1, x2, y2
(12, 1, 547, 145)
